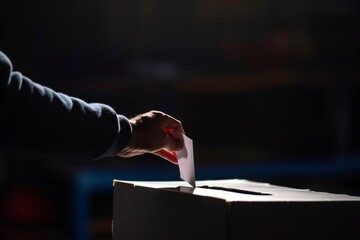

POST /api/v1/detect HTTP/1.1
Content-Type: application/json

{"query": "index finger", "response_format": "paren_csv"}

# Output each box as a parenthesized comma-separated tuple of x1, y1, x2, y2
(164, 115, 185, 134)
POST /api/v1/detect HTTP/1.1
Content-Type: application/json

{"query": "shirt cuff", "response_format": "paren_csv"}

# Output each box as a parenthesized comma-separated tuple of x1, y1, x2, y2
(96, 114, 132, 159)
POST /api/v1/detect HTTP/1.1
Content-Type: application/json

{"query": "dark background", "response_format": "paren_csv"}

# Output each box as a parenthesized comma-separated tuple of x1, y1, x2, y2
(0, 0, 359, 239)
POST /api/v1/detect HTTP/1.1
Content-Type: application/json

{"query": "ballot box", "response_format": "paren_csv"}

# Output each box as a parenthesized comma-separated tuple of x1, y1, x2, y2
(112, 179, 360, 240)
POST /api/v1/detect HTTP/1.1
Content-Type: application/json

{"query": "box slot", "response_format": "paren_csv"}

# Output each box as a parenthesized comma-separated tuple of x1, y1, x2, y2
(199, 186, 272, 195)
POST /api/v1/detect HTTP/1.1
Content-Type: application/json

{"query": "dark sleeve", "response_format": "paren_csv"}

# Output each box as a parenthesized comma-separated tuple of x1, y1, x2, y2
(0, 51, 132, 161)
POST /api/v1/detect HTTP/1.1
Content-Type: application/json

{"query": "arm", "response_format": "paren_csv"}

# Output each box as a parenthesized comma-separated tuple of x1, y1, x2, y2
(0, 51, 132, 161)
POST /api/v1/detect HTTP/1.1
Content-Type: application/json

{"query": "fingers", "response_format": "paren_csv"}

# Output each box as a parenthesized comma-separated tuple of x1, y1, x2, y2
(152, 149, 178, 165)
(164, 115, 185, 134)
(163, 129, 183, 151)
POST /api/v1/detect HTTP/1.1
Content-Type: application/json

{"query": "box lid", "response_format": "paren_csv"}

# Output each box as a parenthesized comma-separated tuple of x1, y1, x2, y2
(113, 179, 360, 202)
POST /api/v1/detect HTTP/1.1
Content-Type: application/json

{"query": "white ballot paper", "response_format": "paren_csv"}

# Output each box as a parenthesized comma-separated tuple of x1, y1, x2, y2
(176, 134, 196, 188)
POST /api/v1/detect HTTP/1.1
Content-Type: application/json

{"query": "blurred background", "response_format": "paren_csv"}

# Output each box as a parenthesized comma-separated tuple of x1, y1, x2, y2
(0, 0, 359, 239)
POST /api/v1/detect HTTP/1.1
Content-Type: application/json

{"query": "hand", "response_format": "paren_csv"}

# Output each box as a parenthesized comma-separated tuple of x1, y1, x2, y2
(117, 110, 185, 164)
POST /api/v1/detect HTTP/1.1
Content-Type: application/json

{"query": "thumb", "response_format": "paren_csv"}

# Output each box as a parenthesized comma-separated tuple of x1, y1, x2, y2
(152, 149, 178, 164)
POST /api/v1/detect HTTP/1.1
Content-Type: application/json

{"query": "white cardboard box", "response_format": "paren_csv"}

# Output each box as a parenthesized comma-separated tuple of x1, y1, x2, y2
(113, 179, 360, 240)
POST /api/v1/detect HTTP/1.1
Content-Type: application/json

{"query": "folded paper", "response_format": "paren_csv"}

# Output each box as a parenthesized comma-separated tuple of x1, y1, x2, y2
(176, 134, 196, 187)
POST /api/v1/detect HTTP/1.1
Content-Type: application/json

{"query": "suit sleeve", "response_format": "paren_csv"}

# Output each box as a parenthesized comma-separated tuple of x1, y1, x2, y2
(0, 51, 132, 161)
